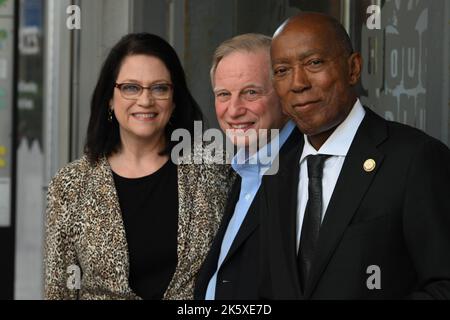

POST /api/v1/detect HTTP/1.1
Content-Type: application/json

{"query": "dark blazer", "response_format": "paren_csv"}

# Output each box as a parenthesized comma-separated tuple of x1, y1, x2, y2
(195, 129, 299, 300)
(194, 176, 260, 299)
(260, 107, 450, 299)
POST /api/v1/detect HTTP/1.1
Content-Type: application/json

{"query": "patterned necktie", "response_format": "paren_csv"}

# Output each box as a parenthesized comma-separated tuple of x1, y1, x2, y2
(298, 154, 330, 291)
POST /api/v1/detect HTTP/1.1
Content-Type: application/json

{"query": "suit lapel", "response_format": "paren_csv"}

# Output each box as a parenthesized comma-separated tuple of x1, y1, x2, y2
(222, 184, 258, 265)
(224, 129, 303, 266)
(304, 109, 388, 298)
(197, 177, 242, 293)
(266, 129, 304, 297)
(279, 141, 303, 278)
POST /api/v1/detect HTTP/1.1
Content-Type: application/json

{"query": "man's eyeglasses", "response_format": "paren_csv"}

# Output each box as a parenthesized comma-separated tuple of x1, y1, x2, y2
(115, 82, 173, 100)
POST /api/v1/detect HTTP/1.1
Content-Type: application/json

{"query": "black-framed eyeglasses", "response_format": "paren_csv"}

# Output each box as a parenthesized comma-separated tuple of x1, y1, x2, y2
(114, 82, 173, 100)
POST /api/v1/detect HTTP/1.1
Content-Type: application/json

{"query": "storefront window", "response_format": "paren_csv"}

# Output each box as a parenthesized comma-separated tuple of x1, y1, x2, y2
(355, 0, 449, 145)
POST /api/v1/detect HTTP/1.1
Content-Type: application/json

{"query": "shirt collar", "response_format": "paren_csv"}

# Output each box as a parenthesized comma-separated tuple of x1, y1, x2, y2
(232, 120, 296, 177)
(300, 99, 366, 163)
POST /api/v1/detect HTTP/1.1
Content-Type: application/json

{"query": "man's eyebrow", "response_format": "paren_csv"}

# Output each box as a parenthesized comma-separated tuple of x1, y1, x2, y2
(241, 83, 264, 89)
(271, 57, 290, 65)
(297, 50, 322, 60)
(213, 87, 228, 93)
(214, 84, 264, 92)
(272, 50, 323, 64)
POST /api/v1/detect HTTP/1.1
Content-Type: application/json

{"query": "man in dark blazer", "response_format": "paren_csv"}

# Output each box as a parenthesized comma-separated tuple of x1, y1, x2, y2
(259, 12, 450, 299)
(194, 33, 293, 300)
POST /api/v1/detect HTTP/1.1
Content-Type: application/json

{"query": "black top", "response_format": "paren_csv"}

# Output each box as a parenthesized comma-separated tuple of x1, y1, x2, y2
(112, 160, 178, 300)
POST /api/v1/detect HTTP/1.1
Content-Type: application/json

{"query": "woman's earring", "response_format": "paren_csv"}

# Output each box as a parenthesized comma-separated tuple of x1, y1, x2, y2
(108, 108, 113, 122)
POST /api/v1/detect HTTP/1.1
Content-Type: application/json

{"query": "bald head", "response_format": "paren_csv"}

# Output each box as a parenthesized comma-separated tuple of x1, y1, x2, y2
(274, 12, 353, 57)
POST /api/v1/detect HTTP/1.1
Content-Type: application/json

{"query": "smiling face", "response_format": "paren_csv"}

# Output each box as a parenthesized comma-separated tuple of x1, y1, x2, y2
(110, 54, 174, 145)
(271, 14, 362, 149)
(213, 50, 286, 147)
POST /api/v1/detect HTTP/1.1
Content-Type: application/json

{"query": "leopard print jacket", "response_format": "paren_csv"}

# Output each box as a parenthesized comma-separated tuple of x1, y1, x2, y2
(44, 155, 235, 300)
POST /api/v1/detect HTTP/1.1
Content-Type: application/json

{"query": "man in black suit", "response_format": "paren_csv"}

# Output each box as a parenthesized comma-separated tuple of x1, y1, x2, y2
(260, 12, 450, 299)
(194, 33, 294, 299)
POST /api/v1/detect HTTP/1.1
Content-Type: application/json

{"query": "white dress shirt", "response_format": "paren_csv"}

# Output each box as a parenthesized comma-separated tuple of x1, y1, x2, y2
(296, 100, 366, 251)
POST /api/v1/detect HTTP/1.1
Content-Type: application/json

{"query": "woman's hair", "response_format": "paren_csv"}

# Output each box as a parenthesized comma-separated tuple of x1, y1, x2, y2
(84, 33, 203, 163)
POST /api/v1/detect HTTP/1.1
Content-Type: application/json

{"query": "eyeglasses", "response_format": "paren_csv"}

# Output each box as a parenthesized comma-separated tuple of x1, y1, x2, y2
(214, 87, 273, 103)
(114, 82, 173, 100)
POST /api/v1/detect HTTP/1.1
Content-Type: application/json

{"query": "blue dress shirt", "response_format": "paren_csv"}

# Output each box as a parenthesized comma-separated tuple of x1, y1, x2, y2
(205, 120, 295, 300)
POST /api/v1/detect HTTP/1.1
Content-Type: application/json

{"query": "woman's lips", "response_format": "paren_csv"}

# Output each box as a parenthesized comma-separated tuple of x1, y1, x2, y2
(131, 112, 158, 121)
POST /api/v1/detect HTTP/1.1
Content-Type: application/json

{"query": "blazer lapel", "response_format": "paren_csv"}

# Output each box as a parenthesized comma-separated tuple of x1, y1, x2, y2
(194, 176, 241, 298)
(86, 157, 135, 295)
(222, 180, 258, 265)
(304, 109, 388, 298)
(224, 129, 304, 266)
(266, 129, 304, 297)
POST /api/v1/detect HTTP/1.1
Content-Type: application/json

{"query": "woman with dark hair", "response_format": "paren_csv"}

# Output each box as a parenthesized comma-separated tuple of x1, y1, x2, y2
(44, 33, 234, 300)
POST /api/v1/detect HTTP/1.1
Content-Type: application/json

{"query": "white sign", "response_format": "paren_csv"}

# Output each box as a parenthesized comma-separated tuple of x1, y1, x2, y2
(0, 0, 14, 17)
(19, 27, 40, 55)
(0, 58, 7, 79)
(0, 177, 10, 227)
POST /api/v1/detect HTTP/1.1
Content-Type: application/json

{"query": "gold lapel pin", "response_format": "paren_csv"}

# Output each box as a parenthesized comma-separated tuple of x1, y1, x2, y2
(363, 159, 376, 172)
